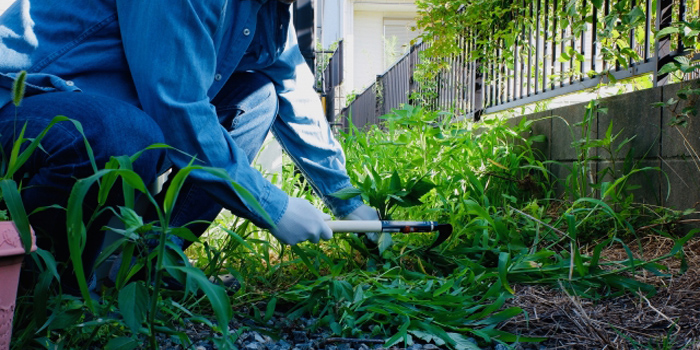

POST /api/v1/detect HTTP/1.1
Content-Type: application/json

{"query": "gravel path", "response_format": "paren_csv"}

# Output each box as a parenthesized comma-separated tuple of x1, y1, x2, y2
(153, 312, 546, 350)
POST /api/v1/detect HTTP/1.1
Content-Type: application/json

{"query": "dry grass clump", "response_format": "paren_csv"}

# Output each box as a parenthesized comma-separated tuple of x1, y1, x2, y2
(501, 236, 700, 349)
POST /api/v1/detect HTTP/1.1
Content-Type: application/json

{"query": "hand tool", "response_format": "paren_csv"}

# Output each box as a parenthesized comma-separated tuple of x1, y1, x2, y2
(325, 220, 452, 250)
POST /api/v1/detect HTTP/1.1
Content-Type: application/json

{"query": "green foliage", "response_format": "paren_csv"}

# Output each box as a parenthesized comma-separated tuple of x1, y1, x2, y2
(7, 100, 267, 349)
(255, 104, 692, 348)
(653, 81, 700, 129)
(656, 17, 700, 81)
(413, 0, 699, 100)
(3, 73, 66, 252)
(9, 80, 696, 349)
(12, 147, 258, 348)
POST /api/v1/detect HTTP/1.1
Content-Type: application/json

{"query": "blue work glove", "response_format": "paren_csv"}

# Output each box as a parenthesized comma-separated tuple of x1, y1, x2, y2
(342, 204, 381, 243)
(271, 197, 333, 245)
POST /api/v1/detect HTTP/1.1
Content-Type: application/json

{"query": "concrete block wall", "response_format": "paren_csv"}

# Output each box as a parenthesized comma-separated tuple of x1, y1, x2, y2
(508, 79, 700, 212)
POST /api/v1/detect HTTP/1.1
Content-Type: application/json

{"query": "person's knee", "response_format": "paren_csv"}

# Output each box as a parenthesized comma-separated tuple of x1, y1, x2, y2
(250, 73, 276, 102)
(17, 92, 167, 181)
(100, 113, 166, 183)
(88, 98, 165, 156)
(239, 72, 278, 116)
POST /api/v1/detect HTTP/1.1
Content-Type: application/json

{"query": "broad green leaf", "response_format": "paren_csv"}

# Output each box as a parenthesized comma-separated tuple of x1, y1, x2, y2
(657, 62, 678, 75)
(378, 232, 393, 254)
(397, 133, 411, 144)
(528, 134, 546, 143)
(656, 26, 679, 38)
(559, 50, 571, 62)
(264, 296, 277, 322)
(498, 252, 514, 294)
(389, 171, 402, 192)
(475, 307, 522, 326)
(329, 187, 362, 200)
(353, 285, 365, 303)
(674, 56, 691, 66)
(447, 333, 481, 350)
(385, 319, 410, 347)
(171, 266, 232, 332)
(409, 330, 446, 346)
(411, 320, 455, 346)
(409, 179, 436, 198)
(625, 7, 645, 24)
(47, 308, 83, 332)
(432, 279, 454, 297)
(119, 206, 144, 230)
(118, 281, 149, 334)
(105, 337, 139, 350)
(170, 227, 199, 243)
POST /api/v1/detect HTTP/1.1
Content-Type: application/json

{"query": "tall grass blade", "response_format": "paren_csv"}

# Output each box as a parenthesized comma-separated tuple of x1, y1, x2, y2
(498, 252, 514, 294)
(0, 179, 33, 252)
(8, 116, 75, 179)
(104, 336, 139, 350)
(170, 266, 232, 333)
(162, 165, 273, 227)
(65, 169, 148, 310)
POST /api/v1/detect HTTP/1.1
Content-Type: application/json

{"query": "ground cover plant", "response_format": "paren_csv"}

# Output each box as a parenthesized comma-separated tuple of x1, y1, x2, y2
(9, 92, 699, 348)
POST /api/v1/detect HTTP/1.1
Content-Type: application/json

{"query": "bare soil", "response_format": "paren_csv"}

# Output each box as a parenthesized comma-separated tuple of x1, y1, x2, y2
(500, 236, 700, 349)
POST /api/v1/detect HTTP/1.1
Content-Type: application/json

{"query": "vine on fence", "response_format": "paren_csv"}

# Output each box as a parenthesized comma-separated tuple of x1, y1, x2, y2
(414, 0, 700, 88)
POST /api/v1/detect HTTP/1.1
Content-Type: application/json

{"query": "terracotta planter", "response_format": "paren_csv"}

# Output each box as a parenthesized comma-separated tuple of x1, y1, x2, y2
(0, 221, 36, 349)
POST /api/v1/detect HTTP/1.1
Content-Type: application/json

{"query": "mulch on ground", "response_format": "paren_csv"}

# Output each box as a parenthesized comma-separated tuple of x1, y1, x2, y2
(500, 236, 700, 349)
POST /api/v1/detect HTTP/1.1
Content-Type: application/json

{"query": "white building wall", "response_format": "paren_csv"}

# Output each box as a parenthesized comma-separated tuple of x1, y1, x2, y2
(313, 0, 419, 97)
(318, 0, 344, 48)
(343, 1, 418, 95)
(352, 11, 385, 92)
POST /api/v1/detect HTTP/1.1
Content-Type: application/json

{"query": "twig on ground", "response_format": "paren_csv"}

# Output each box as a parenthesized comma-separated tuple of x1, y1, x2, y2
(323, 337, 385, 344)
(641, 294, 681, 335)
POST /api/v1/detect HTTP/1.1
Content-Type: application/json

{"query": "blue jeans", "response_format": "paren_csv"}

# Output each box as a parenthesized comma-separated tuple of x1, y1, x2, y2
(149, 71, 279, 248)
(2, 72, 276, 290)
(0, 92, 166, 291)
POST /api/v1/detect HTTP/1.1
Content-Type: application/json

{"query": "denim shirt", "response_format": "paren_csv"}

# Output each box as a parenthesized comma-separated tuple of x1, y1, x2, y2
(0, 0, 362, 228)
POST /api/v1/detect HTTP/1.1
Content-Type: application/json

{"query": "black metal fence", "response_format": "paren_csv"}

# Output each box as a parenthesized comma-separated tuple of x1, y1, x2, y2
(338, 42, 427, 130)
(318, 40, 344, 123)
(338, 0, 699, 129)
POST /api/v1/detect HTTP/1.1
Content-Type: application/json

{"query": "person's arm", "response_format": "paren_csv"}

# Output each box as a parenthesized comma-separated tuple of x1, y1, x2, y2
(262, 20, 364, 219)
(115, 0, 288, 228)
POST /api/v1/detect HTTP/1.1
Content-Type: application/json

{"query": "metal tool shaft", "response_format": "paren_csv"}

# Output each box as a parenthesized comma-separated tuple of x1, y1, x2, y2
(326, 220, 439, 233)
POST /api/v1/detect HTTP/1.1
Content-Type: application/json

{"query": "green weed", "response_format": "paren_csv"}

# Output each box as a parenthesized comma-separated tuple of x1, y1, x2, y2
(10, 97, 695, 349)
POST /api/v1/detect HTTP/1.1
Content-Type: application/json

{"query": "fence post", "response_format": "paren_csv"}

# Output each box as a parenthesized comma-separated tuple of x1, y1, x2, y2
(375, 75, 385, 121)
(408, 44, 418, 105)
(326, 85, 336, 123)
(654, 0, 674, 86)
(472, 41, 484, 121)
